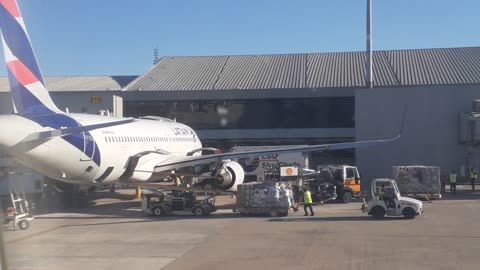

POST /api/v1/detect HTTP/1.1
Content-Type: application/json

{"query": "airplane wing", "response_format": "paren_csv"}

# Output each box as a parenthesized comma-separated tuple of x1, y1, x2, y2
(129, 110, 406, 179)
(152, 133, 401, 172)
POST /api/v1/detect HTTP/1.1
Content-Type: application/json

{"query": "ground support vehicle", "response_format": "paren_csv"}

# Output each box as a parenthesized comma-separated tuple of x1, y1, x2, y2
(305, 165, 361, 203)
(3, 199, 33, 230)
(2, 176, 34, 230)
(142, 188, 217, 217)
(362, 178, 423, 219)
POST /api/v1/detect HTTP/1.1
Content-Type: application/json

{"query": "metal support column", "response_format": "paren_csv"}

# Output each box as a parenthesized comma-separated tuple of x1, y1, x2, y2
(366, 0, 373, 88)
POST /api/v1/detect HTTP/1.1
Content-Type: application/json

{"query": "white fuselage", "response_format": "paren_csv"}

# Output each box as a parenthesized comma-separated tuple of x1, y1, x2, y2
(0, 113, 202, 185)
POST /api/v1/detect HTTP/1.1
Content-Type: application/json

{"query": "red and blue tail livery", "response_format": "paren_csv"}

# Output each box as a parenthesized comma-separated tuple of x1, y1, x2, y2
(0, 0, 60, 115)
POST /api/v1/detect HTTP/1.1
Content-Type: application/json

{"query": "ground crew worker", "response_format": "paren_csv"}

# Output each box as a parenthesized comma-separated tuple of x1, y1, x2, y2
(449, 170, 457, 194)
(470, 169, 477, 191)
(303, 188, 314, 216)
(169, 171, 182, 187)
(378, 184, 395, 208)
(169, 171, 183, 197)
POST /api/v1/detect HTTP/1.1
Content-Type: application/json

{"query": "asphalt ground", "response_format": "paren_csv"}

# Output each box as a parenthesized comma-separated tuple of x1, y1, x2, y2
(3, 186, 480, 270)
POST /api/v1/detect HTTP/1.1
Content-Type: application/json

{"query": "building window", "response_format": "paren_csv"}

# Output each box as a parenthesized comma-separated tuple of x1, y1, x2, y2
(125, 97, 355, 129)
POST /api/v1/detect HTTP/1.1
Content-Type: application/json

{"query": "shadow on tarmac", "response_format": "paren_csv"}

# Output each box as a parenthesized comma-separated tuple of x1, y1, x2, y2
(438, 189, 480, 201)
(31, 212, 257, 229)
(268, 215, 400, 222)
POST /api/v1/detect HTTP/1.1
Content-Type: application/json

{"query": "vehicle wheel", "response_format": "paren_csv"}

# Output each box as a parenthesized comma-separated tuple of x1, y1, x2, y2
(342, 192, 353, 203)
(151, 206, 165, 217)
(402, 207, 416, 219)
(205, 202, 216, 213)
(18, 220, 30, 230)
(278, 211, 288, 217)
(371, 206, 386, 219)
(193, 205, 206, 216)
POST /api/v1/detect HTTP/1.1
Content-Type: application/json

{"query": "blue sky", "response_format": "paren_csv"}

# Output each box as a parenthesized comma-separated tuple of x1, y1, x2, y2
(1, 0, 479, 76)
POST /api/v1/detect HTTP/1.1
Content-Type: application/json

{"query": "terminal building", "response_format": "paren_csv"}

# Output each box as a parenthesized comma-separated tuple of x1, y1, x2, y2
(1, 46, 480, 181)
(0, 76, 136, 116)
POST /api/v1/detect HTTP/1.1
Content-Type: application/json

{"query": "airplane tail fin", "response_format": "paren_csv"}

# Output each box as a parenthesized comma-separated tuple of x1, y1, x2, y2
(0, 0, 61, 115)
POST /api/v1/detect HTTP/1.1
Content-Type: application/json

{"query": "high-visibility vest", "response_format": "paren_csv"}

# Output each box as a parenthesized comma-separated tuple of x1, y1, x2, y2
(449, 174, 457, 183)
(304, 191, 313, 204)
(470, 171, 477, 179)
(175, 177, 182, 186)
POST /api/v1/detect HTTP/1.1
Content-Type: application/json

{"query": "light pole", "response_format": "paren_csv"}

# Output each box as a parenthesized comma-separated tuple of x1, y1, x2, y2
(366, 0, 373, 88)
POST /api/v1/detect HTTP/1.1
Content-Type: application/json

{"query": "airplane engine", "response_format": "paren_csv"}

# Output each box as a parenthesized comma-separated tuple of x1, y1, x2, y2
(213, 160, 245, 192)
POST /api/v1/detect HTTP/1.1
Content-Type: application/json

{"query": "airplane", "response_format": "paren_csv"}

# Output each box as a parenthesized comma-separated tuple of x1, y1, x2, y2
(0, 0, 402, 193)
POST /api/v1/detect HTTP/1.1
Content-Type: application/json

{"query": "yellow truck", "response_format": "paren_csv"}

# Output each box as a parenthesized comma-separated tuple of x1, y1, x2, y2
(310, 165, 362, 203)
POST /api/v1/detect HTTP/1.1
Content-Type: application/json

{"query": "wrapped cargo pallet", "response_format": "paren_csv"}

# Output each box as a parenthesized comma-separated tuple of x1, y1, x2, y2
(392, 166, 441, 196)
(235, 182, 294, 216)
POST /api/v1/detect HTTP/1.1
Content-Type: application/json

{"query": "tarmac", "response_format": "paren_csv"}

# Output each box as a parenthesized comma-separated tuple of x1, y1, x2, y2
(3, 186, 480, 270)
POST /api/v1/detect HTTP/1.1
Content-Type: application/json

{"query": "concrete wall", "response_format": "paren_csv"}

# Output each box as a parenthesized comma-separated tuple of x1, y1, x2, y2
(356, 84, 480, 181)
(51, 91, 120, 115)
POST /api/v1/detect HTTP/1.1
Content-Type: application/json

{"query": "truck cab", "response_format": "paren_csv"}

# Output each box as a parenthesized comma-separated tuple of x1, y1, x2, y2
(316, 165, 361, 203)
(364, 178, 423, 219)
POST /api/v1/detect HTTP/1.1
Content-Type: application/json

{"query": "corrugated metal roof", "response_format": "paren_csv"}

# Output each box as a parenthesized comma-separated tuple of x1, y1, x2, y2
(124, 47, 480, 91)
(132, 56, 228, 91)
(0, 76, 137, 92)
